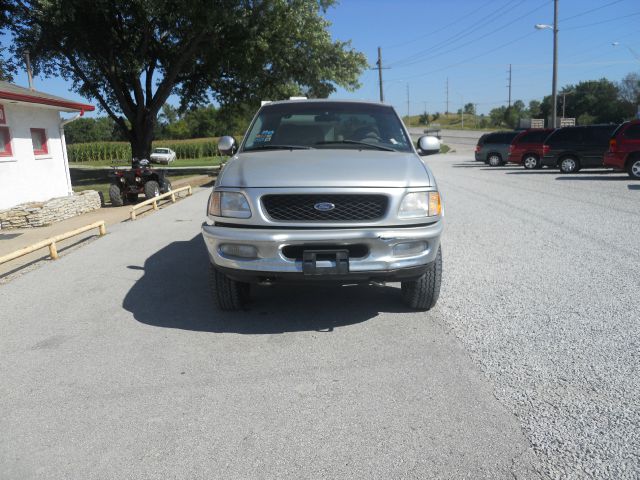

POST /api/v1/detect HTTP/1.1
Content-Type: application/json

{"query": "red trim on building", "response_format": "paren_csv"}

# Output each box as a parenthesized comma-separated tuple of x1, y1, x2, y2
(0, 91, 95, 112)
(0, 104, 5, 124)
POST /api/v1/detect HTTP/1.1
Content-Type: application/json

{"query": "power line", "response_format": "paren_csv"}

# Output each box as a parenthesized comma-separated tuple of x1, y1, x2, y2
(389, 0, 552, 69)
(561, 0, 626, 22)
(563, 11, 640, 31)
(387, 0, 527, 67)
(383, 0, 501, 50)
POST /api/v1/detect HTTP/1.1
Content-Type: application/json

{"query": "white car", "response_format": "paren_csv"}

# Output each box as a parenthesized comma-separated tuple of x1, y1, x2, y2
(150, 148, 176, 164)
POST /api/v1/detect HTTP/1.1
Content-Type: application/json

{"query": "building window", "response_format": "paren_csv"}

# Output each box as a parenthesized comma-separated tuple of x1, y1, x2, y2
(0, 126, 12, 157)
(31, 128, 48, 155)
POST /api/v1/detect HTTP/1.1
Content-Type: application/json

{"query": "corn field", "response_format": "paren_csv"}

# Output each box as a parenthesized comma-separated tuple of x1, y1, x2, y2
(67, 137, 219, 162)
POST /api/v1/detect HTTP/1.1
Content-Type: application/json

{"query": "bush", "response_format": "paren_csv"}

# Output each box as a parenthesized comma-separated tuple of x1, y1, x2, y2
(68, 137, 219, 162)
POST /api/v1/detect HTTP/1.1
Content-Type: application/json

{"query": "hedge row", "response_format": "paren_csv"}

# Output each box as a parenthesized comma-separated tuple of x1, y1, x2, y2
(67, 137, 219, 162)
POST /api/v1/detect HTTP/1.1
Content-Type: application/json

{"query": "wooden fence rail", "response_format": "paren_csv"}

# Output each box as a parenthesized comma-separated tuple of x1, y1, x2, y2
(130, 185, 192, 220)
(0, 221, 106, 265)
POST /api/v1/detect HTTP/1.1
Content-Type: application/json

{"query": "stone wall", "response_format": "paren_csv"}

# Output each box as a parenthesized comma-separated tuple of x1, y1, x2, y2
(0, 191, 102, 229)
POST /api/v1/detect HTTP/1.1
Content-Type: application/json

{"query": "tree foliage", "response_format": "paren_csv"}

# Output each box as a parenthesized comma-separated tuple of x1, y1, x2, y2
(8, 0, 367, 157)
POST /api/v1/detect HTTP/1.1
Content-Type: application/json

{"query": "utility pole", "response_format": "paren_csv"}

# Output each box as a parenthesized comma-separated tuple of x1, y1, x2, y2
(406, 84, 410, 118)
(507, 64, 512, 109)
(552, 0, 559, 128)
(377, 47, 384, 103)
(445, 78, 449, 115)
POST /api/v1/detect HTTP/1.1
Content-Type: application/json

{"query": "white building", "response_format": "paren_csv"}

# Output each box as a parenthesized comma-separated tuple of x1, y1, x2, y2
(0, 81, 94, 210)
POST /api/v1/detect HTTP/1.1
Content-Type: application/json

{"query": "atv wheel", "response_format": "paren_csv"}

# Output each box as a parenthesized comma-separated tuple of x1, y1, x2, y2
(109, 184, 124, 207)
(144, 180, 160, 199)
(208, 263, 250, 311)
(162, 179, 172, 194)
(401, 247, 442, 311)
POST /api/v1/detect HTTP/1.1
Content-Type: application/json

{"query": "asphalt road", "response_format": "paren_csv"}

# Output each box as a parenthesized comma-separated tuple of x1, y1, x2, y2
(1, 153, 638, 478)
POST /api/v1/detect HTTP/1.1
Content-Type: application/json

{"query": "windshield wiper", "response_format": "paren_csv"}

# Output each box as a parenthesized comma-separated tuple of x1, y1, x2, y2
(315, 140, 396, 152)
(246, 144, 314, 151)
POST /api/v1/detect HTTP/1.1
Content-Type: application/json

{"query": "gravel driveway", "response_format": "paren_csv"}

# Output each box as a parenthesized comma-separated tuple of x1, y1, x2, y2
(429, 155, 639, 478)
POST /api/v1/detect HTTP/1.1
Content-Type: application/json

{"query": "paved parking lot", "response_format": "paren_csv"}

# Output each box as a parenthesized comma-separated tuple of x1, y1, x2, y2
(1, 152, 638, 478)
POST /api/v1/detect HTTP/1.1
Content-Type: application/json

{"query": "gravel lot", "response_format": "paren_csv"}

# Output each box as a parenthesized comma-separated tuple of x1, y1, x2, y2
(0, 151, 637, 478)
(429, 154, 639, 478)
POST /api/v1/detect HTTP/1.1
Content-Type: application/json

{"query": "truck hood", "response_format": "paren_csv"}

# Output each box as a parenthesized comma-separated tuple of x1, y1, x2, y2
(217, 149, 433, 188)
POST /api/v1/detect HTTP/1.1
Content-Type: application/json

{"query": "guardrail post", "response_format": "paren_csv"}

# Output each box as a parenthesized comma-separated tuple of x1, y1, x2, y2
(171, 192, 176, 203)
(130, 210, 136, 221)
(99, 222, 106, 236)
(188, 186, 192, 195)
(49, 241, 59, 260)
(153, 199, 159, 210)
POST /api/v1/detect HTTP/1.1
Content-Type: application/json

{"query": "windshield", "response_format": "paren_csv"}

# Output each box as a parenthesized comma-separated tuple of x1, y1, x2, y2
(242, 102, 412, 153)
(154, 148, 169, 154)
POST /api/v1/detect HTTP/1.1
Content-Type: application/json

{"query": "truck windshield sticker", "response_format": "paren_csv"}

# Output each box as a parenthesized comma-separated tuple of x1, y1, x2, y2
(254, 130, 274, 143)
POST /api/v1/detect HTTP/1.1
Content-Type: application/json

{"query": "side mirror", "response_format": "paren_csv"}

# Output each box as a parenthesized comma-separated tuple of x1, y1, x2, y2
(417, 135, 441, 156)
(218, 136, 237, 156)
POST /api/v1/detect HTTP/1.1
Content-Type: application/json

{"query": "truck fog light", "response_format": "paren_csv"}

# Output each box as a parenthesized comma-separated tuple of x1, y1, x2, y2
(393, 241, 427, 257)
(219, 244, 258, 259)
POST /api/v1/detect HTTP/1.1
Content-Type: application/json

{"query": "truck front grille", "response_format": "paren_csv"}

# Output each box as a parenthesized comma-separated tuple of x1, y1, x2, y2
(262, 194, 388, 221)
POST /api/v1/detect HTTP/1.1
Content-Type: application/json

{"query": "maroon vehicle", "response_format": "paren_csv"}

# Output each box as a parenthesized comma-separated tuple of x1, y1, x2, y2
(603, 120, 640, 179)
(508, 128, 554, 169)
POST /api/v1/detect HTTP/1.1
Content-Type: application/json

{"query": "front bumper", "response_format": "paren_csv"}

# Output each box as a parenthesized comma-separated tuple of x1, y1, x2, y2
(603, 151, 625, 170)
(201, 221, 443, 280)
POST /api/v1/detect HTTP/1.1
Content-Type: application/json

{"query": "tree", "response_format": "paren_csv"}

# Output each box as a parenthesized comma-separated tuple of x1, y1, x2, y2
(64, 116, 121, 143)
(528, 100, 542, 118)
(9, 0, 367, 158)
(463, 103, 475, 115)
(618, 72, 640, 105)
(418, 112, 429, 125)
(0, 0, 16, 80)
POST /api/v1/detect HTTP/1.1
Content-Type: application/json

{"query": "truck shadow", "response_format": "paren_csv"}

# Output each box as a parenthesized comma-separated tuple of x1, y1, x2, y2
(123, 235, 410, 334)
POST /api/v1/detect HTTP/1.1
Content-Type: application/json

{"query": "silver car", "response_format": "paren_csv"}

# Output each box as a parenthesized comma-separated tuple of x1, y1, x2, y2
(202, 100, 443, 311)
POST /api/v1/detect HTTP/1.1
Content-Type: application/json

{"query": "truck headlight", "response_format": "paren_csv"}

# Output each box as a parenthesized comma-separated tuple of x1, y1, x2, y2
(398, 191, 441, 218)
(208, 191, 252, 218)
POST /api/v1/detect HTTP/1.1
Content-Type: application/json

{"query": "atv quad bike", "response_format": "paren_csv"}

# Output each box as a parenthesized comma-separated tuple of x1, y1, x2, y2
(108, 158, 172, 206)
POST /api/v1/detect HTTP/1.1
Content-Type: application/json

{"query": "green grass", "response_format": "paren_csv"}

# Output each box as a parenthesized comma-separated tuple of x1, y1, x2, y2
(73, 174, 200, 204)
(69, 156, 223, 168)
(404, 113, 497, 131)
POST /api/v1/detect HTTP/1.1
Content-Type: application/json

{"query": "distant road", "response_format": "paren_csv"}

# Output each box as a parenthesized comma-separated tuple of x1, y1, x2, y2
(409, 127, 487, 152)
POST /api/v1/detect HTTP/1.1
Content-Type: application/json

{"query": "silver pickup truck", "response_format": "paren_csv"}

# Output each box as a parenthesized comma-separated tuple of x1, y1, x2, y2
(202, 100, 443, 311)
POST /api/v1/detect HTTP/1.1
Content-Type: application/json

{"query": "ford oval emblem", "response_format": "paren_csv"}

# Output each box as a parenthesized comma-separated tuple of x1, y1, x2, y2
(314, 202, 335, 212)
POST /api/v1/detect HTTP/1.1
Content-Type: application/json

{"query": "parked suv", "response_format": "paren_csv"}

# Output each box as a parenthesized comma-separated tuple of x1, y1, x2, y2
(542, 124, 618, 173)
(202, 100, 443, 311)
(603, 120, 640, 179)
(508, 128, 554, 169)
(475, 131, 520, 166)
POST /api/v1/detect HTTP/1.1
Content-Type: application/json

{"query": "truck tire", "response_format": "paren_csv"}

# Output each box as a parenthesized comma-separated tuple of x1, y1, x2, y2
(144, 180, 160, 199)
(109, 184, 124, 207)
(627, 157, 640, 179)
(401, 247, 442, 311)
(209, 263, 250, 311)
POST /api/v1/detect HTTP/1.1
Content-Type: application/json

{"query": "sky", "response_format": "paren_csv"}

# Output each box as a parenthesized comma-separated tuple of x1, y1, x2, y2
(4, 0, 639, 117)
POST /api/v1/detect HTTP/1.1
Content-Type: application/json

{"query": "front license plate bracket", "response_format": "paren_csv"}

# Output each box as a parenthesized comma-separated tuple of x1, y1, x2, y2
(302, 249, 349, 275)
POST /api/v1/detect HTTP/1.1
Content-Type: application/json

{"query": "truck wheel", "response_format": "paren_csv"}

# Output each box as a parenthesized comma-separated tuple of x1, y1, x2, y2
(208, 263, 250, 311)
(523, 155, 539, 170)
(559, 156, 579, 174)
(628, 157, 640, 179)
(109, 184, 124, 207)
(401, 247, 442, 311)
(144, 180, 160, 199)
(488, 154, 502, 167)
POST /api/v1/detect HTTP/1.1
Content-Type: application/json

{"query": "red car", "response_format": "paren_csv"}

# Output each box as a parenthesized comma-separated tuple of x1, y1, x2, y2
(603, 120, 640, 179)
(508, 128, 555, 169)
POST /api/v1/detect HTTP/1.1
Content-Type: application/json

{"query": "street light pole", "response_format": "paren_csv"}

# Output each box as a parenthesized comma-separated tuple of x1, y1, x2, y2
(551, 0, 558, 128)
